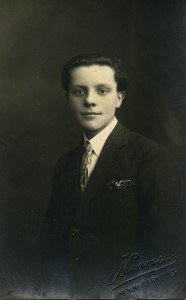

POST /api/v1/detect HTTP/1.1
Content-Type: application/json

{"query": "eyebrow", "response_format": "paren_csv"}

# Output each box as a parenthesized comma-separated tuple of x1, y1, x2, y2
(96, 84, 112, 89)
(70, 85, 87, 88)
(70, 84, 112, 88)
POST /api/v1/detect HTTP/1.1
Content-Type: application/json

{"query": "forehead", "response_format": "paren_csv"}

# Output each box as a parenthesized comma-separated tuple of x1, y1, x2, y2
(70, 65, 116, 86)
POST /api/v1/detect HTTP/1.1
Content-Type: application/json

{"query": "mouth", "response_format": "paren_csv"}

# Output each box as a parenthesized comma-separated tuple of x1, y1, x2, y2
(81, 112, 102, 116)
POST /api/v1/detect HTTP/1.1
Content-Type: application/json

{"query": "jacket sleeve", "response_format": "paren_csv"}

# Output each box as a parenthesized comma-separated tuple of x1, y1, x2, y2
(36, 157, 68, 259)
(137, 145, 183, 258)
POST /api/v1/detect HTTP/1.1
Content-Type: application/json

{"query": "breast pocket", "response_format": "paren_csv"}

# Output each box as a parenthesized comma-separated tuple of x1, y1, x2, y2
(107, 178, 134, 192)
(93, 183, 139, 236)
(97, 180, 137, 218)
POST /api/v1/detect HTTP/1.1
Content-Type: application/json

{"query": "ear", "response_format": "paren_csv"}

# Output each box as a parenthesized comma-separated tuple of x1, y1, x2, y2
(116, 91, 125, 108)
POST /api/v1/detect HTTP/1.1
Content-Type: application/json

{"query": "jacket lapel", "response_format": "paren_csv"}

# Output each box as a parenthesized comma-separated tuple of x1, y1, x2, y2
(67, 138, 84, 204)
(74, 122, 130, 219)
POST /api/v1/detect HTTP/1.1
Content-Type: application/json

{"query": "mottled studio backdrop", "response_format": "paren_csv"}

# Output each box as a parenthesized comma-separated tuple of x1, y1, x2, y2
(0, 0, 185, 298)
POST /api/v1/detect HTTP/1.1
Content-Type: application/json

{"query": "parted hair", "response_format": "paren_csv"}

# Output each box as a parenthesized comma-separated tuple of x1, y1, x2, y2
(61, 53, 129, 92)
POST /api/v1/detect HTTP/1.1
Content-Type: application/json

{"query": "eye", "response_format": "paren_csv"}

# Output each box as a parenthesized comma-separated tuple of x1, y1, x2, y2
(71, 88, 86, 96)
(97, 88, 108, 95)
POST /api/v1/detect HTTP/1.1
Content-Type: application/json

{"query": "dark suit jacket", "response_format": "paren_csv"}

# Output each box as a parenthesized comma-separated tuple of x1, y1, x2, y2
(40, 122, 182, 297)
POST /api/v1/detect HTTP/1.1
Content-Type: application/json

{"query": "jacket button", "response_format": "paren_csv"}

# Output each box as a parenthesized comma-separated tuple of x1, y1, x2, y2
(71, 228, 80, 238)
(72, 256, 80, 263)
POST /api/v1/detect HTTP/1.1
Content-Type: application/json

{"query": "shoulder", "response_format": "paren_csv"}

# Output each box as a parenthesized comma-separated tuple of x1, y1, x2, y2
(125, 128, 182, 197)
(118, 122, 170, 162)
(117, 123, 181, 181)
(113, 121, 162, 153)
(56, 146, 80, 165)
(130, 131, 171, 164)
(129, 129, 178, 168)
(52, 144, 81, 180)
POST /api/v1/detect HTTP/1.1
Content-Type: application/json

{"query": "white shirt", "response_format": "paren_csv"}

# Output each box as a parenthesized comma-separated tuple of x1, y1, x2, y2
(83, 117, 118, 178)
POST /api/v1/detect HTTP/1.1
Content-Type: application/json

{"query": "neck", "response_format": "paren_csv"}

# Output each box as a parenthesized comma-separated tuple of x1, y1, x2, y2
(83, 118, 117, 140)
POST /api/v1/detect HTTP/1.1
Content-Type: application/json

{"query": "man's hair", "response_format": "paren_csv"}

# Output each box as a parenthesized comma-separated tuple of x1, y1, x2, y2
(61, 53, 129, 92)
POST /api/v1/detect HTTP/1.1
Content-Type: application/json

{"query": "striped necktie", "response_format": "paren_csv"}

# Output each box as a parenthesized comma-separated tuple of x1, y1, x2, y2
(80, 141, 93, 194)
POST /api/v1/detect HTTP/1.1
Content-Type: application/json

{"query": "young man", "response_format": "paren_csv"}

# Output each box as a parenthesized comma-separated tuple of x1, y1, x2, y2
(41, 54, 182, 298)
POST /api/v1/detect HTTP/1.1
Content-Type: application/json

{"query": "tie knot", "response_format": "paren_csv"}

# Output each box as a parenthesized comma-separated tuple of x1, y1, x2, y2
(84, 141, 93, 155)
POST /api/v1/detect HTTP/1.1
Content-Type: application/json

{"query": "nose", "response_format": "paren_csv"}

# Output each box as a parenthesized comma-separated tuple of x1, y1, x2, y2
(83, 91, 96, 107)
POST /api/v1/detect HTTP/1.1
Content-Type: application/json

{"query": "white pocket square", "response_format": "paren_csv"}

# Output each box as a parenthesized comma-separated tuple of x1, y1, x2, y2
(107, 179, 134, 191)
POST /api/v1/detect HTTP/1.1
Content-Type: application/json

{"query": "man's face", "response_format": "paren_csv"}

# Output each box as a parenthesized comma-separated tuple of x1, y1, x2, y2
(67, 65, 124, 138)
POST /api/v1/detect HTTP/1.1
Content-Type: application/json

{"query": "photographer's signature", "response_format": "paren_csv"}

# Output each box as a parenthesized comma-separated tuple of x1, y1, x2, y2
(107, 252, 178, 290)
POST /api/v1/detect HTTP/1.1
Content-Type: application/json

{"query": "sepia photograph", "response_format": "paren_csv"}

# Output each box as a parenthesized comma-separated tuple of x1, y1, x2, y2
(0, 0, 185, 299)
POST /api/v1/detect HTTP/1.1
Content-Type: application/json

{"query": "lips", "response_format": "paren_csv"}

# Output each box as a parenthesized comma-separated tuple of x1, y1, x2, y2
(81, 112, 101, 116)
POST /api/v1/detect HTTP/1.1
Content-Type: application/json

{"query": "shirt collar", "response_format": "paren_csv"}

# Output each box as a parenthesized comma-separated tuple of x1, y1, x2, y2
(83, 117, 118, 157)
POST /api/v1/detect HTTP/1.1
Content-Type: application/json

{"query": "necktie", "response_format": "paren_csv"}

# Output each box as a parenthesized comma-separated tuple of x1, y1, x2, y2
(80, 141, 93, 194)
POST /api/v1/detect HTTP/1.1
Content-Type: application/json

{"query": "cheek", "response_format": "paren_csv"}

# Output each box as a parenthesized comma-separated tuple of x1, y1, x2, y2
(69, 100, 81, 111)
(104, 99, 118, 112)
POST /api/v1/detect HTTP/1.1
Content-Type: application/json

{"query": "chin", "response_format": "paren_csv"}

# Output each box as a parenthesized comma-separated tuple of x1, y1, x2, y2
(82, 125, 100, 132)
(80, 121, 99, 130)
